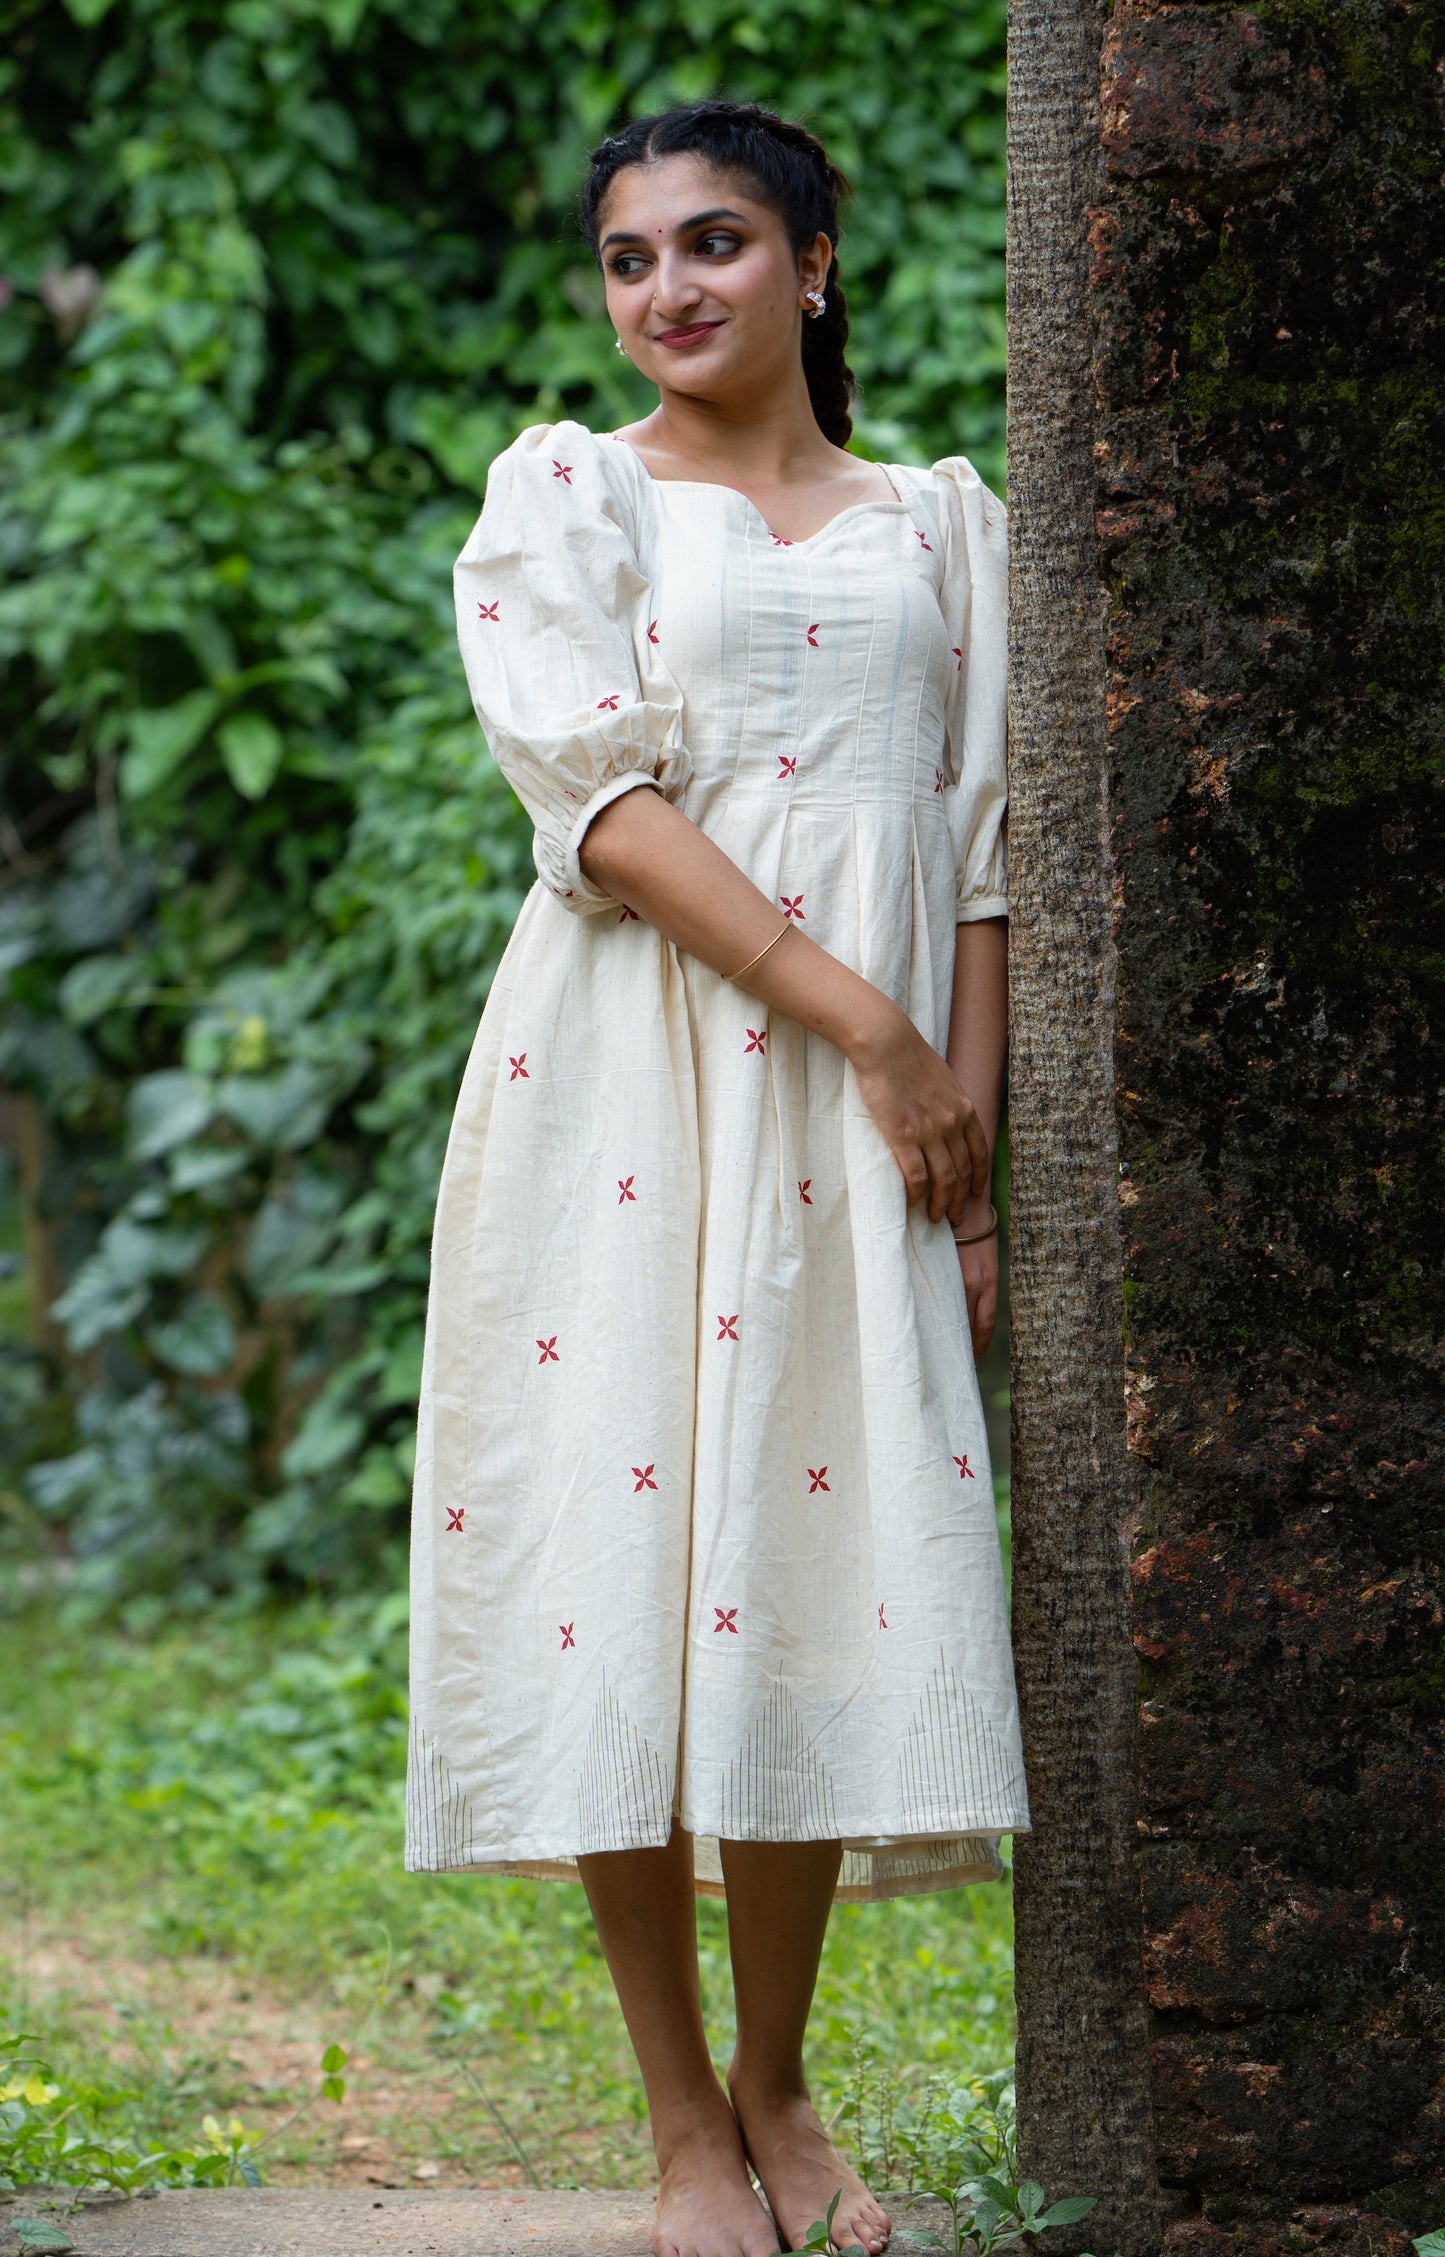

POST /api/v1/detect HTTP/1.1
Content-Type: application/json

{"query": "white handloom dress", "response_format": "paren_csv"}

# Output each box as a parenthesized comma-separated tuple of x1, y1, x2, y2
(406, 419, 1030, 1902)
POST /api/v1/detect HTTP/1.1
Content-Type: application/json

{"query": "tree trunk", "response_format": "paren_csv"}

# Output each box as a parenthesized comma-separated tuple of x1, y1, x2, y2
(1006, 0, 1444, 2240)
(1005, 1, 1165, 2248)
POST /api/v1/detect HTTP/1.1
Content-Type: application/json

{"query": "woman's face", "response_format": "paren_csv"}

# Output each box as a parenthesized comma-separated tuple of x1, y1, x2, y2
(596, 152, 831, 405)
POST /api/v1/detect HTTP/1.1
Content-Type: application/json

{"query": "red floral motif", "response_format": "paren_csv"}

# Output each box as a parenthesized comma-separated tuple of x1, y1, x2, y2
(780, 894, 805, 920)
(798, 1179, 813, 1204)
(633, 1464, 657, 1491)
(953, 1454, 976, 1479)
(537, 1336, 560, 1363)
(553, 461, 573, 483)
(808, 1466, 830, 1493)
(509, 1054, 529, 1080)
(916, 530, 934, 551)
(560, 1622, 576, 1648)
(717, 1314, 739, 1341)
(878, 1601, 889, 1630)
(806, 623, 820, 647)
(446, 1507, 464, 1533)
(771, 534, 793, 548)
(951, 646, 964, 671)
(714, 1607, 739, 1634)
(477, 601, 500, 621)
(935, 769, 946, 795)
(777, 755, 797, 779)
(744, 1027, 767, 1055)
(619, 904, 640, 922)
(647, 619, 659, 644)
(618, 1176, 636, 1203)
(597, 693, 620, 711)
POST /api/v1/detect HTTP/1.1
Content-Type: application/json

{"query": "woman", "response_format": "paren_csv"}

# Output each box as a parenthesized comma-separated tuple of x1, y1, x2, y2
(407, 100, 1028, 2257)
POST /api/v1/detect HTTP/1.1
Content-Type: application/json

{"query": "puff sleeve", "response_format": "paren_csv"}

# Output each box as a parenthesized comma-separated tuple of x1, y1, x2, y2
(453, 422, 692, 913)
(933, 456, 1009, 922)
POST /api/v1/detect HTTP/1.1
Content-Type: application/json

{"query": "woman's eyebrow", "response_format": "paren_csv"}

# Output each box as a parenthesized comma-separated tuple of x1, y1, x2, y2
(599, 207, 749, 254)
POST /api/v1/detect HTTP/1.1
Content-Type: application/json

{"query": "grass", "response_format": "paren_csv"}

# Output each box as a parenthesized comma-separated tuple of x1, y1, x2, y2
(0, 1591, 1015, 2193)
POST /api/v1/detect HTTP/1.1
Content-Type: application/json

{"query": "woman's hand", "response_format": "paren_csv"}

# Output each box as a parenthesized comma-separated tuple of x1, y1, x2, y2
(953, 1192, 999, 1361)
(847, 993, 990, 1226)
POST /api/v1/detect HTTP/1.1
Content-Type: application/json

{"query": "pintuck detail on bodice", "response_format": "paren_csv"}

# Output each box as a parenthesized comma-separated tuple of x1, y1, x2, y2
(406, 421, 1027, 1904)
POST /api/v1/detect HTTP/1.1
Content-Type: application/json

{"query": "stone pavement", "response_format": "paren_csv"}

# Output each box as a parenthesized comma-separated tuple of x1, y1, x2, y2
(0, 2189, 659, 2257)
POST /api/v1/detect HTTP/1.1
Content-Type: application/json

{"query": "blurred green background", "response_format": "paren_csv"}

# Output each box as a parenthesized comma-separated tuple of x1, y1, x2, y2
(0, 0, 1007, 1602)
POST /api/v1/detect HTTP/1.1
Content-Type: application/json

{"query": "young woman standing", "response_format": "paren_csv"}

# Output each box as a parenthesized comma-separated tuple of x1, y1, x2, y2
(407, 100, 1028, 2257)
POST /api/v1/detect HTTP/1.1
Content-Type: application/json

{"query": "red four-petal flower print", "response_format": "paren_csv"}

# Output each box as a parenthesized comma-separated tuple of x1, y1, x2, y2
(618, 904, 640, 922)
(633, 1464, 657, 1492)
(953, 1454, 976, 1479)
(618, 1176, 636, 1203)
(446, 1507, 464, 1533)
(537, 1336, 560, 1363)
(560, 1622, 576, 1649)
(878, 1601, 889, 1630)
(916, 530, 934, 552)
(597, 693, 620, 711)
(509, 1054, 529, 1080)
(806, 624, 820, 647)
(935, 769, 946, 795)
(951, 646, 964, 672)
(744, 1028, 767, 1055)
(553, 461, 573, 483)
(717, 1314, 739, 1341)
(771, 534, 793, 548)
(477, 601, 499, 621)
(714, 1607, 739, 1634)
(647, 619, 659, 645)
(780, 894, 805, 921)
(808, 1466, 830, 1493)
(798, 1179, 813, 1205)
(777, 755, 797, 780)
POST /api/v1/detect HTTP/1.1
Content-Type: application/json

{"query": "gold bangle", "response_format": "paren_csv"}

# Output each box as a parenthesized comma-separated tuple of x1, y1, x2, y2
(952, 1203, 999, 1246)
(723, 922, 792, 983)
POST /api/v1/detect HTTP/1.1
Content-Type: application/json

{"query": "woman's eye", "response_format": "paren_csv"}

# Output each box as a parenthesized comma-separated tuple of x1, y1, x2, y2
(609, 254, 649, 278)
(695, 232, 741, 258)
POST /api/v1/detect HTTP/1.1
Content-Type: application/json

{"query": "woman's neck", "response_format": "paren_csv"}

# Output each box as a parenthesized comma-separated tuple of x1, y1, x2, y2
(622, 369, 840, 487)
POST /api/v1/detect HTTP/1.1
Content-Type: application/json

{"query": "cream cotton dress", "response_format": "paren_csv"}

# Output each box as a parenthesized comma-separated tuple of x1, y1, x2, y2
(406, 419, 1029, 1901)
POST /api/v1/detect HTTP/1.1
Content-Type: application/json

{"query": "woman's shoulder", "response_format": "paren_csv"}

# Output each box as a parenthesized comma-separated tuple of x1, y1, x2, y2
(489, 419, 639, 497)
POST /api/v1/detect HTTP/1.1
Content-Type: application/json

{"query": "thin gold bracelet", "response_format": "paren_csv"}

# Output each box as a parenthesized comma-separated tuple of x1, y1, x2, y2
(723, 922, 792, 983)
(952, 1202, 999, 1246)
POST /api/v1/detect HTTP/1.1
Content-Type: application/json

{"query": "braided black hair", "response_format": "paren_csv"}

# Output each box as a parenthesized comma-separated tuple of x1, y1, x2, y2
(578, 100, 857, 449)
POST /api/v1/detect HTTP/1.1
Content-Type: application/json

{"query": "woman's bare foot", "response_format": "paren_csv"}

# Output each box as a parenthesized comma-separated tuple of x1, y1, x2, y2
(654, 2116, 782, 2257)
(728, 2081, 891, 2254)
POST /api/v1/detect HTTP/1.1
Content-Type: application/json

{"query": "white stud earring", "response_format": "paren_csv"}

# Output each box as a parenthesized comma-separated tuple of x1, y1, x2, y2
(805, 290, 826, 317)
(615, 338, 627, 354)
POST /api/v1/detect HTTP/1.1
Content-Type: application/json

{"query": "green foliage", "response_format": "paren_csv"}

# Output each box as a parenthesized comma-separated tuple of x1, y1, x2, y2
(0, 2025, 348, 2192)
(0, 0, 1005, 1591)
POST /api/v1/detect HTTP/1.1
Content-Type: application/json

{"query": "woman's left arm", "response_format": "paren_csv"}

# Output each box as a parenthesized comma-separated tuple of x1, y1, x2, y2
(948, 915, 1007, 1360)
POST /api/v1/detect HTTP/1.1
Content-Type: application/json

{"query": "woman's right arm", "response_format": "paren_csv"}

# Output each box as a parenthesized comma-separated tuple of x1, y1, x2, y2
(578, 784, 987, 1228)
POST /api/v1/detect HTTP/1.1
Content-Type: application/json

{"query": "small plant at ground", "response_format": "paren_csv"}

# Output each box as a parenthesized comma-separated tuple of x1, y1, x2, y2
(0, 2028, 347, 2197)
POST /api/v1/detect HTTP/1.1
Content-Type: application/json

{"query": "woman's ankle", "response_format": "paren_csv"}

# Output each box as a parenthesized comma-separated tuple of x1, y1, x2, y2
(652, 2085, 744, 2174)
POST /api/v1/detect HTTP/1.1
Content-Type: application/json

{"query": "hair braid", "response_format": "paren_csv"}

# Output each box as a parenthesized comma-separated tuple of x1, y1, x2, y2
(578, 100, 858, 448)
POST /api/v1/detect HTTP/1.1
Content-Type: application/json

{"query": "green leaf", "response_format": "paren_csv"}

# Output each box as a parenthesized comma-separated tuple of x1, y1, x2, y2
(127, 1072, 215, 1160)
(321, 2046, 348, 2073)
(239, 2160, 263, 2187)
(1412, 2237, 1445, 2257)
(1036, 2198, 1100, 2229)
(12, 2224, 76, 2253)
(120, 692, 223, 800)
(320, 2075, 345, 2103)
(143, 1294, 236, 1377)
(218, 712, 285, 800)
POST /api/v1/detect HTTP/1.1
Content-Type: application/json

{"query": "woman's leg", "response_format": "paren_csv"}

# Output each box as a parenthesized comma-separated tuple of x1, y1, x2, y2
(578, 1828, 780, 2257)
(720, 1840, 891, 2255)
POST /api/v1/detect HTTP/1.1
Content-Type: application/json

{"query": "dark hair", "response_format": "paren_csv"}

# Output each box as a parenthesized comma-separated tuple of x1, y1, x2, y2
(578, 100, 857, 449)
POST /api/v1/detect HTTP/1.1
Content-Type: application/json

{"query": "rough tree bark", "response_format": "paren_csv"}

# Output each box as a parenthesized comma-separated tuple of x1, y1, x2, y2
(1005, 1, 1165, 2249)
(1007, 0, 1444, 2245)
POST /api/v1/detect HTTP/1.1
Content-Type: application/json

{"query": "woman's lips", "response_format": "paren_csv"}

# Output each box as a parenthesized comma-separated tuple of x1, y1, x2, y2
(653, 321, 723, 349)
